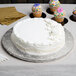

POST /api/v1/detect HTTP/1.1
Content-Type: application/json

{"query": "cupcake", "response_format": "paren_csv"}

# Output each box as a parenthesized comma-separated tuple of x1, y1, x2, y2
(54, 7, 65, 22)
(73, 7, 76, 20)
(32, 3, 42, 17)
(49, 0, 60, 12)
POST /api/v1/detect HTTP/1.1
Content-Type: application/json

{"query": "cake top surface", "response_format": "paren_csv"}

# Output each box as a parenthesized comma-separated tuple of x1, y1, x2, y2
(13, 18, 65, 45)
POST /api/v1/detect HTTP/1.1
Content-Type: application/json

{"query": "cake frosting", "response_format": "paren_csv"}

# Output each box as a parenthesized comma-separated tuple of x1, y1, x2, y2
(11, 18, 65, 55)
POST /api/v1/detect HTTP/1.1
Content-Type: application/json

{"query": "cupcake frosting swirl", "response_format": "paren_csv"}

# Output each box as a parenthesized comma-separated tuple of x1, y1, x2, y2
(32, 3, 42, 13)
(54, 7, 65, 18)
(49, 0, 60, 7)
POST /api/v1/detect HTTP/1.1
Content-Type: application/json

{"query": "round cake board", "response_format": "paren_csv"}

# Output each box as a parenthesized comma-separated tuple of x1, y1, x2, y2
(1, 28, 74, 63)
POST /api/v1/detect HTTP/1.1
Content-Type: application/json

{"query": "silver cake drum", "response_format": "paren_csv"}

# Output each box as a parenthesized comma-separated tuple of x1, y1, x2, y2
(1, 28, 74, 63)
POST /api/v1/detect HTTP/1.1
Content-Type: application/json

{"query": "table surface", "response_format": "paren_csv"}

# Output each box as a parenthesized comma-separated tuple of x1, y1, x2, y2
(0, 4, 76, 66)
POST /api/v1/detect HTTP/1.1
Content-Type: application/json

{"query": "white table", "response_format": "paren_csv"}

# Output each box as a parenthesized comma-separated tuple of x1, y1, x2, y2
(0, 4, 76, 76)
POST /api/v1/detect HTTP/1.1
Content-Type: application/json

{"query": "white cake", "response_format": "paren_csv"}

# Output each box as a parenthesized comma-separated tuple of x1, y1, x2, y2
(11, 18, 65, 55)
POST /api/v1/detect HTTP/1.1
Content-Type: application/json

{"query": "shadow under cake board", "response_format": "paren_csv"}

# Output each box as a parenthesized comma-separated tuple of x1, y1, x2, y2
(51, 17, 68, 26)
(29, 12, 46, 18)
(69, 15, 76, 22)
(46, 8, 54, 15)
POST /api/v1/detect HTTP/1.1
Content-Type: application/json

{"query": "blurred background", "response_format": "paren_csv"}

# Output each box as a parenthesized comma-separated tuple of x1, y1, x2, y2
(0, 0, 76, 4)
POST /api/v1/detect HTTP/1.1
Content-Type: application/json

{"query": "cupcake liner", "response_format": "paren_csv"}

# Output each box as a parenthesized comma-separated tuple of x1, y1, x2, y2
(55, 17, 64, 22)
(33, 12, 42, 17)
(46, 8, 54, 14)
(51, 17, 68, 26)
(72, 14, 76, 21)
(29, 12, 46, 18)
(50, 6, 59, 12)
(73, 14, 76, 17)
(70, 15, 76, 21)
